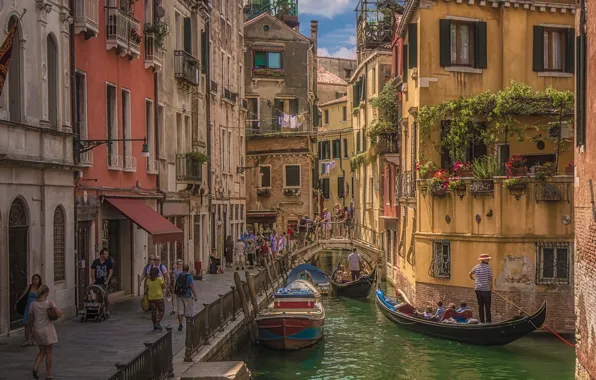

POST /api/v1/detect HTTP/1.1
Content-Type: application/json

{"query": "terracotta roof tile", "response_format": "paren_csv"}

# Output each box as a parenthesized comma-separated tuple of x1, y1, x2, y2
(317, 67, 347, 86)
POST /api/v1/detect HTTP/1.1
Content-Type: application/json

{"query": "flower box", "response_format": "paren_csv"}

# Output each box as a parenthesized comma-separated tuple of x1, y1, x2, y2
(283, 188, 300, 196)
(509, 167, 528, 176)
(471, 180, 494, 195)
(257, 188, 271, 197)
(565, 166, 574, 175)
(430, 182, 449, 197)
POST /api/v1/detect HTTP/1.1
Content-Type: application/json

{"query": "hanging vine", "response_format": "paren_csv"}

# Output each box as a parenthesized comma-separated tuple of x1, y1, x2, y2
(369, 78, 401, 138)
(417, 81, 574, 162)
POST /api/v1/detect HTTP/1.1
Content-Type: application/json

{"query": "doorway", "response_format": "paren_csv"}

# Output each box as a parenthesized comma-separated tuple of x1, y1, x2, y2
(9, 198, 28, 330)
(102, 220, 121, 293)
(77, 222, 91, 308)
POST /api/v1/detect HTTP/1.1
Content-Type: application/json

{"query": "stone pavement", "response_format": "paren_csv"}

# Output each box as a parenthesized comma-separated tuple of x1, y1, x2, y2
(0, 268, 260, 380)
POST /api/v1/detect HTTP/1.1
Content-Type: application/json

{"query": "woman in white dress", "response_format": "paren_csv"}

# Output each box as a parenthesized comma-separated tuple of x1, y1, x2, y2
(29, 285, 62, 380)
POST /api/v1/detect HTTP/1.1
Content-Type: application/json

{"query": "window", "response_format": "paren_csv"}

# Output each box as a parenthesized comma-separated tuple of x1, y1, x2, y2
(332, 139, 341, 159)
(533, 26, 574, 73)
(439, 20, 487, 69)
(247, 98, 259, 129)
(344, 68, 352, 78)
(106, 84, 118, 167)
(367, 178, 374, 204)
(75, 71, 88, 140)
(53, 207, 65, 282)
(183, 17, 192, 54)
(121, 89, 131, 160)
(145, 100, 155, 169)
(7, 16, 21, 123)
(253, 51, 282, 69)
(356, 131, 361, 152)
(338, 176, 345, 198)
(47, 35, 58, 128)
(430, 240, 451, 278)
(371, 67, 376, 94)
(544, 29, 566, 71)
(342, 107, 347, 122)
(343, 139, 349, 157)
(324, 110, 329, 124)
(320, 141, 331, 160)
(284, 165, 301, 188)
(321, 178, 330, 199)
(536, 243, 570, 284)
(408, 23, 418, 69)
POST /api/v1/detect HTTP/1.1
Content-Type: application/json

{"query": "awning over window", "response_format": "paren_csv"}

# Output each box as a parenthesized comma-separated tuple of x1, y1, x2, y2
(105, 198, 183, 243)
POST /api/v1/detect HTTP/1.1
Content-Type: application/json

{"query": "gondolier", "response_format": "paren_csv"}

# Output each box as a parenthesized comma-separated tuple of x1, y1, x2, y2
(469, 253, 493, 324)
(347, 249, 362, 281)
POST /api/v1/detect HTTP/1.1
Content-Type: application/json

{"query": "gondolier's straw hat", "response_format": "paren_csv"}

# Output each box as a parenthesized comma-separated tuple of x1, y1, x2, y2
(478, 253, 492, 261)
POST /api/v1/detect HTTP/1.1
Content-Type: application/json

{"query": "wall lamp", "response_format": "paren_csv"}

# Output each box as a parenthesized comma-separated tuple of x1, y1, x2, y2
(75, 137, 150, 157)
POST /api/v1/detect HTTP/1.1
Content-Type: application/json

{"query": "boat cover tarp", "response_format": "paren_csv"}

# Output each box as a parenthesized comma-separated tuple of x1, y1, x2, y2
(286, 264, 329, 285)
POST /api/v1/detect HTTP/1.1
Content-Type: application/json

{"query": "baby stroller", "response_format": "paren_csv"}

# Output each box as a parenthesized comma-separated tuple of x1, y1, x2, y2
(80, 284, 107, 322)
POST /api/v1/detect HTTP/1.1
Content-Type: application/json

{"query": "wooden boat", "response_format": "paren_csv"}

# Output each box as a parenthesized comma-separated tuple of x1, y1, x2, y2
(286, 263, 330, 295)
(330, 264, 377, 298)
(375, 288, 547, 346)
(256, 279, 325, 350)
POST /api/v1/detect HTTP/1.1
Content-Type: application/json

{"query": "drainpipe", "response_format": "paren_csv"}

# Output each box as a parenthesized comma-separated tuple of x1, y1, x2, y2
(362, 61, 369, 226)
(69, 0, 79, 313)
(339, 130, 346, 208)
(153, 0, 161, 214)
(206, 19, 214, 252)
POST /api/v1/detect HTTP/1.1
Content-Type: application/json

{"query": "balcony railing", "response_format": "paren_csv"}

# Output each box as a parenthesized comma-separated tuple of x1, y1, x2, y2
(252, 67, 284, 79)
(74, 0, 99, 37)
(123, 156, 137, 172)
(144, 31, 164, 71)
(176, 154, 202, 182)
(241, 99, 248, 110)
(210, 80, 218, 94)
(246, 119, 311, 136)
(174, 51, 199, 86)
(223, 88, 236, 105)
(147, 158, 159, 174)
(108, 154, 123, 170)
(79, 151, 94, 167)
(106, 7, 141, 57)
(396, 170, 416, 199)
(379, 134, 400, 155)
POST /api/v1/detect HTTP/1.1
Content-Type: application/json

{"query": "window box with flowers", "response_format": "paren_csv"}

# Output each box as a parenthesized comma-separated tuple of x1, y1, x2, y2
(283, 188, 300, 197)
(427, 170, 450, 197)
(453, 161, 473, 177)
(416, 160, 437, 179)
(565, 161, 574, 175)
(448, 179, 467, 200)
(506, 155, 528, 176)
(503, 177, 528, 200)
(252, 67, 284, 78)
(471, 156, 499, 195)
(535, 162, 556, 181)
(257, 188, 272, 197)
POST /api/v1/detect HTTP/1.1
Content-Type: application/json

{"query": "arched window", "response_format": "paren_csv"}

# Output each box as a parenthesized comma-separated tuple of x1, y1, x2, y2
(47, 35, 58, 128)
(53, 207, 66, 282)
(7, 16, 21, 123)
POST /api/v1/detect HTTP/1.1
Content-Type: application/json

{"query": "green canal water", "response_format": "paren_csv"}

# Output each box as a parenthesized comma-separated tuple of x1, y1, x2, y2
(232, 252, 576, 380)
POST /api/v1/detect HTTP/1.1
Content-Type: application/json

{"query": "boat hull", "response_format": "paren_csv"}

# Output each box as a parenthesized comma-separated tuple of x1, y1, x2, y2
(256, 315, 324, 350)
(331, 267, 377, 298)
(375, 289, 547, 346)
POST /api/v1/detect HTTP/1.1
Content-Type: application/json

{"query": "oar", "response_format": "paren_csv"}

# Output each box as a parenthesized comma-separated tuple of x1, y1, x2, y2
(493, 291, 575, 347)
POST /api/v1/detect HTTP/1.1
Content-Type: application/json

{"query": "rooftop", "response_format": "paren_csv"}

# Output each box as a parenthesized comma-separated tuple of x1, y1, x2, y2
(317, 67, 347, 86)
(320, 95, 348, 107)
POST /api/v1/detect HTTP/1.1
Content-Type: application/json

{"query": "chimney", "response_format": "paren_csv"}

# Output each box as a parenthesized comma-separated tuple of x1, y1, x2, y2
(310, 20, 318, 55)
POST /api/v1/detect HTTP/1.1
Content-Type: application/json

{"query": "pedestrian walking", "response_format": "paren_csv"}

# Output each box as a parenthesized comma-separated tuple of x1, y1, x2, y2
(298, 216, 307, 247)
(224, 235, 234, 268)
(346, 202, 355, 239)
(322, 209, 332, 240)
(247, 238, 256, 269)
(270, 232, 279, 258)
(29, 285, 62, 380)
(234, 238, 246, 270)
(279, 232, 287, 256)
(175, 264, 197, 331)
(259, 240, 269, 267)
(16, 274, 42, 346)
(170, 260, 183, 315)
(469, 253, 494, 323)
(90, 249, 113, 315)
(140, 255, 155, 289)
(146, 267, 166, 331)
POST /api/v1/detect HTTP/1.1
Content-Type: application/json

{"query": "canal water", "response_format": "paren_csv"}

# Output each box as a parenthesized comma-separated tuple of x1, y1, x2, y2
(232, 251, 576, 380)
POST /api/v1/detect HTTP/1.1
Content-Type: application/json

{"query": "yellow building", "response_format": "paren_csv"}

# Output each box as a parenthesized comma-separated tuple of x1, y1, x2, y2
(393, 0, 575, 332)
(317, 96, 354, 211)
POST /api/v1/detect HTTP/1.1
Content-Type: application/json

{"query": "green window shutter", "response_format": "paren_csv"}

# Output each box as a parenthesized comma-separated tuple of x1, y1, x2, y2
(254, 51, 266, 67)
(290, 98, 299, 114)
(439, 19, 451, 67)
(408, 24, 418, 69)
(356, 131, 361, 152)
(183, 17, 192, 54)
(201, 30, 208, 74)
(338, 177, 345, 198)
(402, 45, 408, 82)
(576, 34, 586, 147)
(475, 22, 487, 69)
(318, 142, 322, 159)
(565, 28, 575, 73)
(353, 84, 359, 107)
(533, 25, 545, 72)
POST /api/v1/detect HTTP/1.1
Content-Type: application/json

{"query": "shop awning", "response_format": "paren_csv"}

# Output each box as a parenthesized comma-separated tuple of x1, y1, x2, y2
(247, 210, 278, 223)
(105, 198, 183, 243)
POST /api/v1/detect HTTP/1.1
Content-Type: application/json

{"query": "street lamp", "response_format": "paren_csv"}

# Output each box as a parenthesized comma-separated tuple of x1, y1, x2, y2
(75, 137, 151, 157)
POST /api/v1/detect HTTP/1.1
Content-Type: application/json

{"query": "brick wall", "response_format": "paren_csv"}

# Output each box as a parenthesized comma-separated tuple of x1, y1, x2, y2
(392, 266, 417, 305)
(415, 282, 574, 333)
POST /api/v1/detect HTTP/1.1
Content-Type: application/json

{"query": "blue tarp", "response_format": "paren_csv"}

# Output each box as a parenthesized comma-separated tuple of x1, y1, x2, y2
(286, 264, 329, 286)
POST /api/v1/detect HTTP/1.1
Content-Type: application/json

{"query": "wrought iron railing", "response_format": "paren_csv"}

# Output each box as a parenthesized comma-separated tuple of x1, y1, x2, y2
(176, 154, 202, 182)
(379, 133, 399, 154)
(210, 80, 218, 94)
(144, 31, 164, 69)
(174, 50, 199, 86)
(396, 170, 416, 199)
(246, 119, 310, 136)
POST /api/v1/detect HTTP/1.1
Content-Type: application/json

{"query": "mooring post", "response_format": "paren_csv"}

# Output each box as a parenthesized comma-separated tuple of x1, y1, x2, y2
(230, 285, 237, 321)
(245, 271, 259, 314)
(234, 271, 256, 343)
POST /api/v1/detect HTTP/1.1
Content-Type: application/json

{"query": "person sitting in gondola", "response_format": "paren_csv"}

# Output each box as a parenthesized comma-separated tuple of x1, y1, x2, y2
(454, 302, 470, 323)
(423, 306, 434, 320)
(335, 265, 347, 283)
(435, 301, 445, 321)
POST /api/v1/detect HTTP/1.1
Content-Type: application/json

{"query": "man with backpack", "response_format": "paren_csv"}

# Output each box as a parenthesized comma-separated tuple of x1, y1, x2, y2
(175, 264, 197, 331)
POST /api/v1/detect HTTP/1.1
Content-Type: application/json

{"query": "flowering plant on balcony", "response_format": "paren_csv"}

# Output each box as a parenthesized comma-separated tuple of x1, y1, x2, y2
(453, 161, 472, 176)
(252, 67, 284, 78)
(447, 178, 465, 191)
(187, 151, 209, 163)
(427, 170, 450, 195)
(130, 28, 143, 44)
(535, 162, 556, 180)
(257, 188, 271, 197)
(506, 154, 527, 175)
(502, 176, 528, 188)
(415, 160, 437, 179)
(145, 21, 170, 49)
(567, 160, 574, 168)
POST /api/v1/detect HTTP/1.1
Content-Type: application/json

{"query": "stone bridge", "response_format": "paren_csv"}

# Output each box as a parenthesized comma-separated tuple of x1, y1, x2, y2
(289, 238, 384, 269)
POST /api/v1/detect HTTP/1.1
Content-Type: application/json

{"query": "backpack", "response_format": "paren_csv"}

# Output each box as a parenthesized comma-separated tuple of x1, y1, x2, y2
(174, 273, 190, 296)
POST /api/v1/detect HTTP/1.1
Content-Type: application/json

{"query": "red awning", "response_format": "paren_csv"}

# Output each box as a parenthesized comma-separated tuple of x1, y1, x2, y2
(105, 198, 183, 243)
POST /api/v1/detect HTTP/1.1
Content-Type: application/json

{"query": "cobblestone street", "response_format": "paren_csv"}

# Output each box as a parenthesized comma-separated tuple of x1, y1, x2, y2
(0, 269, 259, 380)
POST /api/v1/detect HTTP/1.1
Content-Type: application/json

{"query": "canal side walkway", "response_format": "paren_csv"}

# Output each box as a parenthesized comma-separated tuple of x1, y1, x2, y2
(0, 269, 259, 380)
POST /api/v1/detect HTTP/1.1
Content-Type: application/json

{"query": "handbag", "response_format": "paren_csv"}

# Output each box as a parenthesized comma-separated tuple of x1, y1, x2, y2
(47, 304, 59, 321)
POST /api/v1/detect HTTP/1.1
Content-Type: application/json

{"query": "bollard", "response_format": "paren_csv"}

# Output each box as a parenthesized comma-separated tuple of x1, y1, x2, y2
(245, 271, 259, 314)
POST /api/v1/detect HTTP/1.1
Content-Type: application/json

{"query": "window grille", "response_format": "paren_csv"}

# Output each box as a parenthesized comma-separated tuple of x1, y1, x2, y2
(406, 216, 416, 266)
(398, 214, 406, 258)
(536, 242, 571, 285)
(429, 240, 451, 279)
(53, 207, 66, 282)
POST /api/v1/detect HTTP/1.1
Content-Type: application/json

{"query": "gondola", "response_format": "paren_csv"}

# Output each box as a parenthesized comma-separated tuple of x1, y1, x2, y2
(375, 288, 547, 346)
(330, 265, 377, 298)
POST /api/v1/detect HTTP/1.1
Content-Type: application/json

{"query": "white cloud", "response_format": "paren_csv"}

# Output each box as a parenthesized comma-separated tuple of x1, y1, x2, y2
(318, 46, 357, 59)
(299, 0, 354, 18)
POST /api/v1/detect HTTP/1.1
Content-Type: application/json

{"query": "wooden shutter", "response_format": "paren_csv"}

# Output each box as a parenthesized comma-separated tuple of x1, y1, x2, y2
(322, 178, 330, 199)
(357, 131, 361, 152)
(184, 17, 192, 54)
(360, 75, 366, 101)
(318, 142, 322, 159)
(408, 24, 418, 69)
(338, 177, 345, 198)
(402, 45, 408, 81)
(290, 98, 299, 114)
(352, 83, 359, 107)
(439, 19, 452, 67)
(475, 22, 488, 69)
(576, 34, 587, 147)
(201, 30, 208, 74)
(565, 28, 575, 73)
(533, 25, 545, 72)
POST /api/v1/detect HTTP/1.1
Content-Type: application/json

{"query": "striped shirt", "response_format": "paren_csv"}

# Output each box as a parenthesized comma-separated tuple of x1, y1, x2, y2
(471, 263, 493, 291)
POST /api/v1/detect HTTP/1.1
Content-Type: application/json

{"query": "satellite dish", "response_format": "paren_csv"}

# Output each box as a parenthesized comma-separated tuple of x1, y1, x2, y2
(156, 6, 165, 18)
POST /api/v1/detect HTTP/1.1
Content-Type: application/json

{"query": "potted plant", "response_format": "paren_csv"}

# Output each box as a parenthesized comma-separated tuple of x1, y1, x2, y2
(502, 176, 528, 200)
(453, 161, 473, 177)
(447, 178, 465, 191)
(130, 28, 143, 44)
(506, 155, 528, 176)
(144, 21, 170, 50)
(471, 156, 499, 195)
(427, 169, 450, 197)
(535, 162, 556, 181)
(187, 151, 209, 163)
(416, 160, 437, 179)
(283, 188, 300, 196)
(565, 161, 574, 176)
(257, 188, 271, 197)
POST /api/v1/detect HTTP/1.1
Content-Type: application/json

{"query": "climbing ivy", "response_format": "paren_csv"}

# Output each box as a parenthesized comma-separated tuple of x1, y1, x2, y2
(350, 152, 369, 172)
(418, 81, 574, 162)
(369, 78, 401, 138)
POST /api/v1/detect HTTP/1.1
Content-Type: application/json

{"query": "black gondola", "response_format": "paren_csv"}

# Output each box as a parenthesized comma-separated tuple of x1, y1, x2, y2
(330, 265, 377, 298)
(375, 288, 547, 346)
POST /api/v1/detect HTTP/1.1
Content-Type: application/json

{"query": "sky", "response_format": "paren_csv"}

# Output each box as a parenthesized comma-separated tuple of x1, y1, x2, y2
(297, 0, 359, 60)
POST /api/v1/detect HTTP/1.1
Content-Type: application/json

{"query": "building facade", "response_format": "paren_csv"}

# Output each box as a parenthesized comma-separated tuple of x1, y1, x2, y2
(318, 56, 357, 85)
(392, 0, 575, 332)
(574, 0, 595, 377)
(0, 1, 76, 335)
(73, 0, 182, 305)
(243, 11, 318, 234)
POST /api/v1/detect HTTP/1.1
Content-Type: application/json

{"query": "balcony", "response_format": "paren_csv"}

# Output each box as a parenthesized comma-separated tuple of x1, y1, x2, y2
(223, 88, 237, 105)
(210, 80, 218, 95)
(144, 30, 164, 71)
(251, 67, 284, 79)
(355, 0, 394, 50)
(79, 151, 94, 167)
(378, 133, 400, 165)
(123, 155, 136, 172)
(147, 159, 159, 175)
(245, 119, 311, 136)
(106, 7, 141, 57)
(107, 154, 123, 170)
(395, 170, 416, 200)
(241, 99, 248, 111)
(174, 50, 199, 87)
(74, 0, 99, 38)
(176, 154, 203, 182)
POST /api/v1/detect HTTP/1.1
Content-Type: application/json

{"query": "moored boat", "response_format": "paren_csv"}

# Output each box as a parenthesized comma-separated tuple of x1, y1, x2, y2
(330, 264, 377, 298)
(256, 280, 325, 350)
(286, 263, 330, 295)
(375, 288, 547, 346)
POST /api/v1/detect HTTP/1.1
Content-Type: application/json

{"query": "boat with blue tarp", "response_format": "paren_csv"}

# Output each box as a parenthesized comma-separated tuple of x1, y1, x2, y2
(286, 263, 330, 295)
